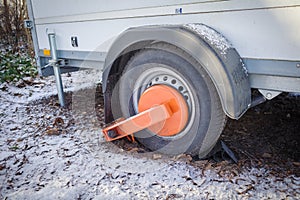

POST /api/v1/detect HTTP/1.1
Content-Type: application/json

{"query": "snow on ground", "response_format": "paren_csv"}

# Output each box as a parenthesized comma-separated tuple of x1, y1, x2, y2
(0, 69, 102, 104)
(0, 69, 299, 199)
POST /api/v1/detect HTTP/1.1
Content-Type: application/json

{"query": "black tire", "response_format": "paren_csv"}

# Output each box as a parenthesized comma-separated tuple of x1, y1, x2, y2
(112, 43, 226, 158)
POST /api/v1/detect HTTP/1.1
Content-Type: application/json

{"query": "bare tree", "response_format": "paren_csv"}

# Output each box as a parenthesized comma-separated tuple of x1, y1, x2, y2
(0, 0, 31, 53)
(0, 0, 12, 46)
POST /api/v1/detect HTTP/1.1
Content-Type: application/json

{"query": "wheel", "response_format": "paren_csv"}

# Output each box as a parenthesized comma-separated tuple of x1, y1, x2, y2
(112, 43, 226, 158)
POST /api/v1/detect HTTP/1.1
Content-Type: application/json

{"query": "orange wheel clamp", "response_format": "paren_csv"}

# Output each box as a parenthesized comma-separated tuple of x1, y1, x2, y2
(102, 85, 189, 141)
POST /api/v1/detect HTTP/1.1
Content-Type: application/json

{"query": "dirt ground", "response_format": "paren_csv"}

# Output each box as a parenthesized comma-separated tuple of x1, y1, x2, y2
(0, 70, 299, 199)
(222, 93, 300, 176)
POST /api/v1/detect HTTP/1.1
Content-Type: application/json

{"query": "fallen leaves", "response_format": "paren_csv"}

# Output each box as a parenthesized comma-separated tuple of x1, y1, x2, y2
(172, 154, 193, 163)
(152, 154, 162, 160)
(166, 193, 183, 199)
(292, 162, 300, 167)
(262, 153, 272, 159)
(237, 185, 255, 195)
(0, 164, 6, 170)
(0, 83, 8, 91)
(44, 117, 67, 136)
(44, 127, 60, 136)
(9, 126, 19, 131)
(53, 117, 64, 126)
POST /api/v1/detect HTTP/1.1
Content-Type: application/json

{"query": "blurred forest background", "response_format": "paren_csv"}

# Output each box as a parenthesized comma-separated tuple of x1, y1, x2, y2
(0, 0, 37, 83)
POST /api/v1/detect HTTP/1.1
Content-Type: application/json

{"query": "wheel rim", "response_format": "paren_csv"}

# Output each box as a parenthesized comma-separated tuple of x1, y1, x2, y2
(130, 65, 197, 139)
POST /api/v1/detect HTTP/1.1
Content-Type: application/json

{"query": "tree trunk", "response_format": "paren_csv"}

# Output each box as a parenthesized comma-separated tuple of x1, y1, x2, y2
(3, 0, 12, 45)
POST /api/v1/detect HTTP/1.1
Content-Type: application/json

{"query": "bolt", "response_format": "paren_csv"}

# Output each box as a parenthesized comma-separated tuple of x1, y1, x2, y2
(266, 93, 272, 99)
(297, 63, 300, 68)
(107, 130, 118, 138)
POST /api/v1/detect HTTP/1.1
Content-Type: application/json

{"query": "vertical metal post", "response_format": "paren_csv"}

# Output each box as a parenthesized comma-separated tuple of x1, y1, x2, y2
(48, 33, 65, 107)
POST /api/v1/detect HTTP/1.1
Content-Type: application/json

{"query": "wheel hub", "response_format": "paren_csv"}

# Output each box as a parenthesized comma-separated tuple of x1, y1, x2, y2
(138, 85, 189, 137)
(146, 74, 192, 112)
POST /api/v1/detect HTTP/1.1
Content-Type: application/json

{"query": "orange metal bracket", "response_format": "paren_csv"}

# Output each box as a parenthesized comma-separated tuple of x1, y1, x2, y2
(102, 103, 173, 141)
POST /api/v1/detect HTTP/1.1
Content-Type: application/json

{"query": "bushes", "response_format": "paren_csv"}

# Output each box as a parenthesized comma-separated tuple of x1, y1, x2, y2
(0, 51, 37, 83)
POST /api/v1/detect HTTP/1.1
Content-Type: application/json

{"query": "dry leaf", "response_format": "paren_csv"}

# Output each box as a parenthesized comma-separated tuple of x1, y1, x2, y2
(45, 128, 60, 135)
(0, 164, 5, 170)
(53, 117, 64, 126)
(262, 153, 272, 158)
(153, 154, 162, 160)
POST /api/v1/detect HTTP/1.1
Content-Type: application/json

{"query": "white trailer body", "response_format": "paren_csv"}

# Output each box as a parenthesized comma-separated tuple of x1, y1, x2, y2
(27, 0, 300, 157)
(27, 0, 300, 94)
(29, 0, 300, 59)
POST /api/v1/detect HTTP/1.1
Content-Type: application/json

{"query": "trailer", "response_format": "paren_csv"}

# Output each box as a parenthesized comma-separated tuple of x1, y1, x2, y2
(26, 0, 300, 158)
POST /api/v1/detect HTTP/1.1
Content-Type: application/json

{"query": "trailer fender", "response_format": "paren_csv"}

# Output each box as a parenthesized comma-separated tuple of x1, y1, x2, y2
(102, 24, 251, 119)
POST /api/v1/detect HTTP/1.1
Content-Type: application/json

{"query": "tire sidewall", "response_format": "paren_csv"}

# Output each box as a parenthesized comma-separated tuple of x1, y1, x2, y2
(113, 48, 215, 155)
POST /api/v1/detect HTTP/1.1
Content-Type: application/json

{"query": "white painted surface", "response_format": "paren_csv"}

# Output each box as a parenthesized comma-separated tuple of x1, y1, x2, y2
(30, 0, 300, 61)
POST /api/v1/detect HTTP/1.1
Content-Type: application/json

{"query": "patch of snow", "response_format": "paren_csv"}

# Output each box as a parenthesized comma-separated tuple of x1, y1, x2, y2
(0, 69, 102, 104)
(240, 58, 249, 77)
(184, 23, 232, 55)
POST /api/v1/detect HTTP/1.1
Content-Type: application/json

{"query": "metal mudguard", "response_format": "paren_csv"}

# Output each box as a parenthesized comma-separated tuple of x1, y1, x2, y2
(102, 24, 251, 119)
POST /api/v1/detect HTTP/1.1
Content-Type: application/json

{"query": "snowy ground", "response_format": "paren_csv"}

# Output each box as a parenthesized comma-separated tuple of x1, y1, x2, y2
(0, 69, 299, 199)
